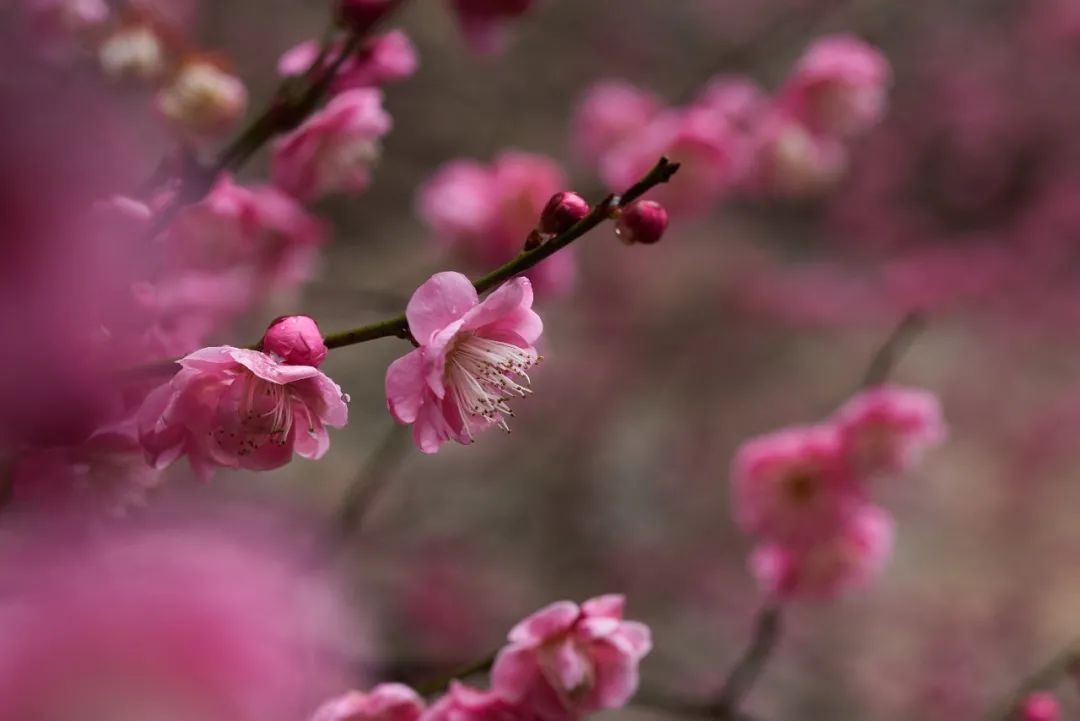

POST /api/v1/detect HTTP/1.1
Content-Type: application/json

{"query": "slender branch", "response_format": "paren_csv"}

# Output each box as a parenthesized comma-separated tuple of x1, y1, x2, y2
(987, 642, 1080, 721)
(334, 424, 412, 537)
(706, 604, 783, 719)
(860, 310, 927, 388)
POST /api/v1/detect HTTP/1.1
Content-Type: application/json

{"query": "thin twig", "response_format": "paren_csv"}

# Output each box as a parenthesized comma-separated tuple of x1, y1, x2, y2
(987, 642, 1080, 721)
(708, 604, 783, 719)
(859, 310, 927, 388)
(334, 424, 412, 538)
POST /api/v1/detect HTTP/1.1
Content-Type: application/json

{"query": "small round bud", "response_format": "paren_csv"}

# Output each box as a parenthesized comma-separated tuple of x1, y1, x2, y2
(1019, 693, 1061, 721)
(339, 0, 395, 30)
(262, 315, 328, 367)
(538, 191, 591, 235)
(156, 58, 248, 138)
(614, 200, 668, 245)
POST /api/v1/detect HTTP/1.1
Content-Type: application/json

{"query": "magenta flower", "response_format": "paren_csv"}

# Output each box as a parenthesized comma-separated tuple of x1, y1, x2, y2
(417, 151, 574, 295)
(385, 271, 542, 454)
(278, 31, 418, 92)
(731, 424, 862, 544)
(750, 504, 895, 601)
(490, 595, 652, 721)
(310, 685, 425, 721)
(1019, 692, 1062, 721)
(423, 683, 526, 721)
(262, 315, 329, 368)
(138, 346, 348, 479)
(832, 385, 947, 477)
(272, 89, 393, 201)
(777, 34, 891, 138)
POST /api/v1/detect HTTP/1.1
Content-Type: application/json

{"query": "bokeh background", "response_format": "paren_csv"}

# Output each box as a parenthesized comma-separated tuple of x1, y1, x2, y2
(7, 1, 1080, 719)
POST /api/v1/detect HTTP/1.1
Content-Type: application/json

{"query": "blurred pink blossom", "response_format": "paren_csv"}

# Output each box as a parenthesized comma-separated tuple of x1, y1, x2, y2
(1018, 692, 1062, 721)
(279, 31, 418, 92)
(832, 385, 947, 477)
(571, 81, 663, 165)
(385, 272, 542, 454)
(448, 0, 534, 55)
(137, 346, 349, 479)
(423, 683, 526, 721)
(156, 58, 249, 139)
(310, 685, 426, 721)
(746, 112, 847, 198)
(272, 88, 392, 201)
(418, 151, 575, 295)
(490, 595, 652, 721)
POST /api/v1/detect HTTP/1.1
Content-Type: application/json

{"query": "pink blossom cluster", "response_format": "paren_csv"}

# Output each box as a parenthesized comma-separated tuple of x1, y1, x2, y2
(574, 35, 890, 213)
(311, 595, 651, 721)
(731, 385, 945, 600)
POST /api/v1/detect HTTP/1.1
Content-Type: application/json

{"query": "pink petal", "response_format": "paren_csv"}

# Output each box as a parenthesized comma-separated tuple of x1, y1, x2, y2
(507, 600, 580, 644)
(582, 594, 625, 620)
(462, 277, 541, 343)
(386, 349, 426, 424)
(490, 644, 537, 702)
(228, 348, 323, 385)
(406, 271, 479, 344)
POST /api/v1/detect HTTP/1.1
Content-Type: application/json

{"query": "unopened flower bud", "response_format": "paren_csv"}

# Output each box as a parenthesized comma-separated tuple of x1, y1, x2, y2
(339, 0, 396, 30)
(262, 315, 328, 367)
(1019, 693, 1061, 721)
(98, 24, 166, 81)
(156, 58, 248, 138)
(615, 200, 668, 245)
(538, 191, 590, 235)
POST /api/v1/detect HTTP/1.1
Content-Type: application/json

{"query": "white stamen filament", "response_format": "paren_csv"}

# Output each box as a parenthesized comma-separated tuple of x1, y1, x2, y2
(445, 335, 540, 439)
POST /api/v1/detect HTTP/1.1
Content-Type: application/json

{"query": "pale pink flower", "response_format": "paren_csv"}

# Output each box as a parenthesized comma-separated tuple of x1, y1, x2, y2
(1018, 692, 1062, 721)
(272, 89, 392, 201)
(156, 58, 249, 138)
(490, 595, 652, 721)
(747, 111, 848, 198)
(98, 23, 166, 80)
(0, 514, 352, 721)
(418, 152, 575, 295)
(731, 424, 862, 544)
(278, 31, 418, 92)
(385, 271, 542, 454)
(310, 685, 425, 721)
(138, 346, 348, 479)
(750, 504, 895, 601)
(694, 76, 768, 131)
(832, 385, 947, 477)
(777, 34, 891, 138)
(572, 81, 663, 164)
(423, 683, 526, 721)
(601, 106, 747, 215)
(262, 315, 329, 368)
(449, 0, 534, 55)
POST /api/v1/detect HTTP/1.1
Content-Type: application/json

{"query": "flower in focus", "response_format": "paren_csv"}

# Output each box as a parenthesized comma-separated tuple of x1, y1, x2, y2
(262, 315, 329, 368)
(490, 595, 652, 721)
(138, 346, 348, 479)
(0, 515, 352, 721)
(750, 503, 895, 601)
(832, 385, 947, 477)
(272, 89, 392, 201)
(310, 685, 425, 721)
(571, 81, 663, 165)
(278, 31, 418, 92)
(777, 34, 891, 138)
(731, 424, 861, 544)
(448, 0, 534, 55)
(156, 58, 248, 138)
(418, 151, 575, 295)
(385, 271, 542, 454)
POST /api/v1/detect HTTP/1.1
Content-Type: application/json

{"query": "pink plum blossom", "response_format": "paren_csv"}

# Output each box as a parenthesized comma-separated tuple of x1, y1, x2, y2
(156, 58, 249, 138)
(693, 76, 768, 131)
(278, 31, 418, 92)
(571, 81, 663, 164)
(262, 315, 329, 367)
(138, 346, 348, 479)
(832, 385, 947, 477)
(750, 504, 895, 601)
(418, 151, 575, 295)
(423, 683, 526, 721)
(272, 89, 393, 201)
(449, 0, 534, 55)
(310, 685, 426, 721)
(731, 424, 862, 544)
(385, 271, 542, 454)
(98, 23, 166, 80)
(490, 595, 652, 721)
(747, 112, 848, 197)
(1018, 692, 1062, 721)
(777, 34, 891, 138)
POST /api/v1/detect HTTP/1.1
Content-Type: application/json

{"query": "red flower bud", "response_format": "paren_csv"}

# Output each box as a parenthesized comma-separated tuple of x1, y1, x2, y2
(261, 315, 328, 367)
(538, 191, 590, 235)
(615, 200, 668, 245)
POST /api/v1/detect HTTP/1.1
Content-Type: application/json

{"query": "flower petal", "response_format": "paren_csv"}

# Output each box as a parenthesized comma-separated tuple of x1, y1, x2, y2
(406, 272, 478, 344)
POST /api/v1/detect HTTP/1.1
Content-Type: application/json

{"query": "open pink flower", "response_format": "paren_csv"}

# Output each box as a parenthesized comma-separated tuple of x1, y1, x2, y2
(832, 385, 947, 477)
(750, 504, 895, 601)
(278, 31, 418, 92)
(423, 683, 526, 721)
(311, 685, 425, 721)
(449, 0, 534, 55)
(385, 271, 542, 454)
(272, 89, 392, 201)
(417, 152, 574, 295)
(731, 424, 862, 544)
(490, 595, 652, 721)
(777, 35, 891, 138)
(138, 346, 348, 479)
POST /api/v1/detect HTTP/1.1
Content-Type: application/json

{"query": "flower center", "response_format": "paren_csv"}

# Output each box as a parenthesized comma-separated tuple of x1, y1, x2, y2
(445, 334, 539, 437)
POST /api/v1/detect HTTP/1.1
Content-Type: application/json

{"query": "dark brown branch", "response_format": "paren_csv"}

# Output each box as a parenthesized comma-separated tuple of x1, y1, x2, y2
(859, 310, 927, 388)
